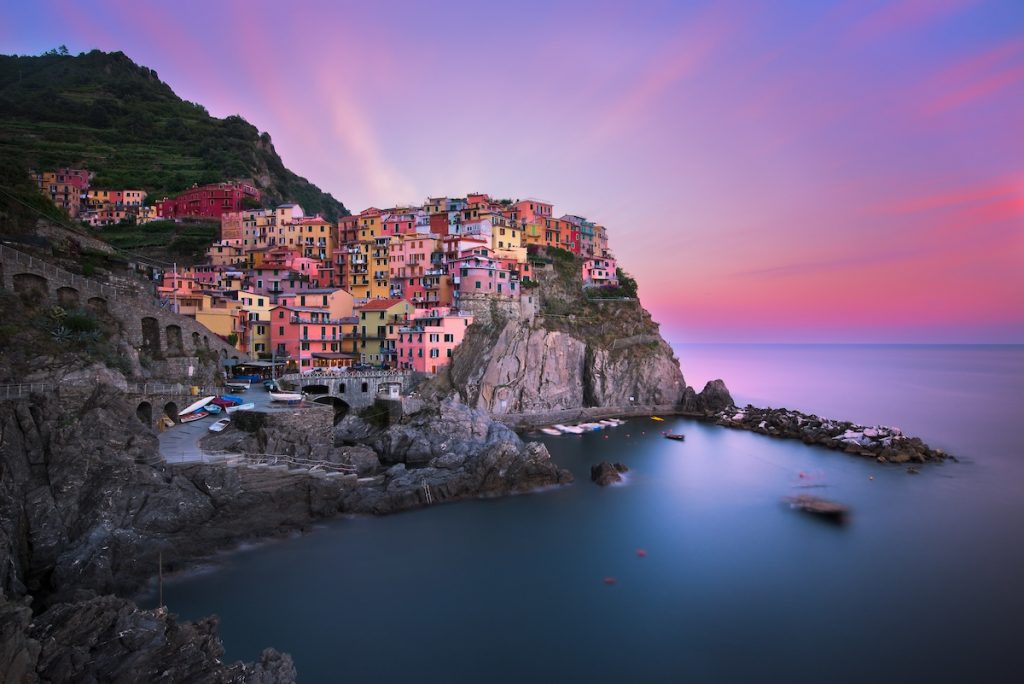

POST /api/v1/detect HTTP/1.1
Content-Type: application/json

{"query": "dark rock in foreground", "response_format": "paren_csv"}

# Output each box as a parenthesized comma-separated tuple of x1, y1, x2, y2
(710, 404, 950, 464)
(591, 461, 627, 486)
(30, 595, 295, 683)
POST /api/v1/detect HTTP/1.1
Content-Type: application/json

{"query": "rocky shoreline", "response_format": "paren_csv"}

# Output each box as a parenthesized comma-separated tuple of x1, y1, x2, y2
(0, 386, 570, 683)
(707, 404, 952, 464)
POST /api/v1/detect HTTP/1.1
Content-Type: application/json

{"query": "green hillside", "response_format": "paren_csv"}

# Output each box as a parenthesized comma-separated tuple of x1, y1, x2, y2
(0, 49, 348, 222)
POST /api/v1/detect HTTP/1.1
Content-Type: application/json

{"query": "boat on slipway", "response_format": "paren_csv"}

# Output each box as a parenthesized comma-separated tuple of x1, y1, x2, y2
(269, 391, 304, 404)
(179, 396, 215, 417)
(226, 402, 255, 413)
(179, 410, 209, 423)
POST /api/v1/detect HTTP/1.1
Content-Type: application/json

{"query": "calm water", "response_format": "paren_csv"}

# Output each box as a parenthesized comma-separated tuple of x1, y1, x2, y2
(149, 345, 1024, 682)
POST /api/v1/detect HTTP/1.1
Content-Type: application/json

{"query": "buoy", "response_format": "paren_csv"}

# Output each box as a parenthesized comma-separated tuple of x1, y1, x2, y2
(636, 549, 647, 558)
(603, 577, 617, 585)
(869, 475, 875, 480)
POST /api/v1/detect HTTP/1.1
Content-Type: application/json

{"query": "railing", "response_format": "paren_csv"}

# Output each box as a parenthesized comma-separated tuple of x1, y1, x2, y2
(0, 383, 55, 400)
(126, 382, 219, 396)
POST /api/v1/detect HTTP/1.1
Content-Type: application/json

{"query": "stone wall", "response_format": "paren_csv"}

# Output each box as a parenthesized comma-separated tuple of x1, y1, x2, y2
(277, 371, 413, 409)
(0, 243, 244, 368)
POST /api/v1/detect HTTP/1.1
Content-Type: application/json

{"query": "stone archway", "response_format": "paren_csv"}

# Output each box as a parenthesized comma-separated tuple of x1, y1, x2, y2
(141, 317, 161, 355)
(87, 296, 107, 313)
(12, 273, 47, 298)
(312, 396, 351, 425)
(163, 401, 179, 424)
(136, 401, 152, 427)
(166, 324, 184, 356)
(56, 286, 80, 308)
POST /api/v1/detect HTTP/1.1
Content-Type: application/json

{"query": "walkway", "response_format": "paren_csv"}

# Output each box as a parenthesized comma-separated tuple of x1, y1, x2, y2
(157, 386, 311, 463)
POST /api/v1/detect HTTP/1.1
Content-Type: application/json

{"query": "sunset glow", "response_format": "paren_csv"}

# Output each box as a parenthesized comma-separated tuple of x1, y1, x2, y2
(6, 0, 1022, 342)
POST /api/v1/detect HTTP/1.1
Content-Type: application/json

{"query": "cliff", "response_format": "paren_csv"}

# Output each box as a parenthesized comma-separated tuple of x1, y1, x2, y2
(445, 250, 731, 418)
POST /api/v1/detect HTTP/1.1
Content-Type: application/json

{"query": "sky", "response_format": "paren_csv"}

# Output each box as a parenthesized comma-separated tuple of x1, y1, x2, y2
(4, 0, 1023, 343)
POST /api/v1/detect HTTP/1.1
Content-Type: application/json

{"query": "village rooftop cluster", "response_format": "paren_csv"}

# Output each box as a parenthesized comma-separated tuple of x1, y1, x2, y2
(31, 173, 621, 374)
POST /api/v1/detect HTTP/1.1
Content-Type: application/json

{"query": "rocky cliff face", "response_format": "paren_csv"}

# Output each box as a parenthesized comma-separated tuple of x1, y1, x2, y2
(446, 255, 731, 416)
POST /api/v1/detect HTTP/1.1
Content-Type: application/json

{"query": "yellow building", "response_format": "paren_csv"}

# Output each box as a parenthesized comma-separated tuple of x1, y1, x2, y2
(354, 298, 412, 365)
(195, 295, 243, 340)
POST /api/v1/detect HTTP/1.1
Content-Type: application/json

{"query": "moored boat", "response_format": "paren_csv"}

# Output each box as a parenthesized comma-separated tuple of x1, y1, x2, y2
(224, 382, 249, 393)
(664, 433, 685, 441)
(784, 495, 850, 523)
(651, 416, 665, 422)
(553, 424, 584, 434)
(540, 427, 562, 436)
(179, 410, 209, 423)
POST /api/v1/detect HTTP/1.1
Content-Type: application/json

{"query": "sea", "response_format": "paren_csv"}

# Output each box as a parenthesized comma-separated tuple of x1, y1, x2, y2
(144, 344, 1024, 683)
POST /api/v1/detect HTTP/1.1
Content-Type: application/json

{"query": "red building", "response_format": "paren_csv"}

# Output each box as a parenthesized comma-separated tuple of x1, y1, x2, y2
(157, 181, 261, 220)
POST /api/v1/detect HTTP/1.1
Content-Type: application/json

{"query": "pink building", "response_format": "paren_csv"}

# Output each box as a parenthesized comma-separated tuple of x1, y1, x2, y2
(389, 235, 439, 302)
(451, 246, 520, 300)
(512, 198, 553, 224)
(392, 307, 474, 374)
(582, 256, 619, 287)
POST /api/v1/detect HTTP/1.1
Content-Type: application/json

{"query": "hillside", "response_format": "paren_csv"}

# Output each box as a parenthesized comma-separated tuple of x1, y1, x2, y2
(0, 49, 347, 221)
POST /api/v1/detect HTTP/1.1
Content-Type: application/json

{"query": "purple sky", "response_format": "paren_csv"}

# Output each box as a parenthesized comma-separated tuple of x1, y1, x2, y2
(5, 0, 1023, 342)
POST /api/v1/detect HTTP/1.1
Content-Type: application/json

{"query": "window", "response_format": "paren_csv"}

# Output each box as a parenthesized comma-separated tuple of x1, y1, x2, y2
(278, 326, 284, 336)
(475, 281, 481, 289)
(447, 349, 453, 357)
(430, 349, 439, 358)
(361, 382, 368, 393)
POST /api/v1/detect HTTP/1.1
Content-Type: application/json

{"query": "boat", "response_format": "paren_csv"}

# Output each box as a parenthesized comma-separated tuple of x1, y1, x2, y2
(553, 424, 584, 434)
(179, 410, 209, 423)
(783, 495, 849, 523)
(540, 427, 562, 436)
(263, 380, 278, 391)
(269, 391, 304, 403)
(218, 395, 245, 405)
(226, 402, 255, 413)
(208, 418, 231, 432)
(179, 396, 215, 417)
(205, 404, 221, 415)
(664, 433, 686, 441)
(224, 381, 249, 393)
(210, 397, 236, 410)
(651, 416, 664, 422)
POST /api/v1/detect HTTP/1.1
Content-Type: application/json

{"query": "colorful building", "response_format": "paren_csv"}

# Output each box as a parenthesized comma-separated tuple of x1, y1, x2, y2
(354, 298, 412, 366)
(392, 307, 474, 373)
(156, 181, 261, 220)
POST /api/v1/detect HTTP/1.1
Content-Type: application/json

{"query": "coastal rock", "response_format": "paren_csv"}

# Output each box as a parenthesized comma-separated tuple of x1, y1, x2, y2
(446, 261, 703, 416)
(30, 595, 296, 684)
(591, 461, 624, 486)
(334, 398, 573, 514)
(706, 404, 949, 464)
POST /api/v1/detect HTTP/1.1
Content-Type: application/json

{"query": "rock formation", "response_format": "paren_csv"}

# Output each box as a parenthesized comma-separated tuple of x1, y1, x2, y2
(590, 461, 629, 486)
(445, 254, 731, 417)
(710, 404, 951, 463)
(335, 397, 574, 514)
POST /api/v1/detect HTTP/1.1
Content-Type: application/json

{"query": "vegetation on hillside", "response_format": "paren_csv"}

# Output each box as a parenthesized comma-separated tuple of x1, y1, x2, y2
(101, 220, 218, 263)
(0, 49, 348, 222)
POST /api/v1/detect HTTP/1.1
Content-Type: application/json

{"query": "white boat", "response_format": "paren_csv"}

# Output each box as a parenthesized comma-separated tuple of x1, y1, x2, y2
(224, 381, 249, 392)
(269, 391, 304, 403)
(208, 418, 231, 432)
(540, 427, 562, 436)
(226, 401, 255, 413)
(554, 424, 584, 434)
(179, 396, 215, 417)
